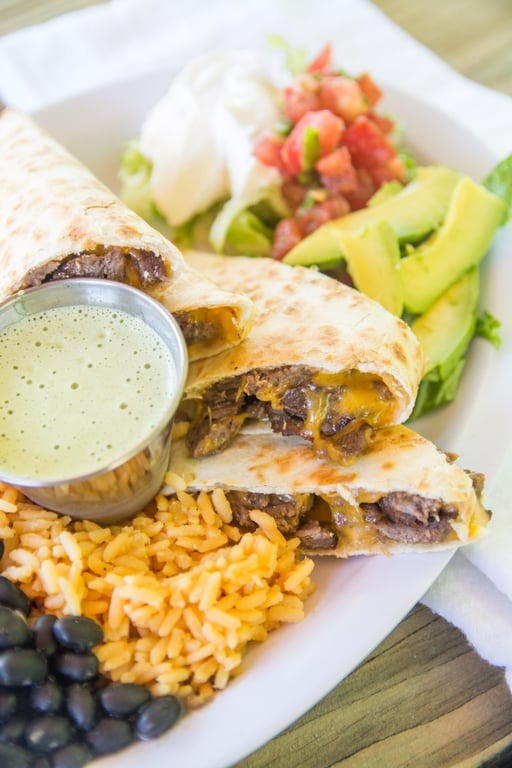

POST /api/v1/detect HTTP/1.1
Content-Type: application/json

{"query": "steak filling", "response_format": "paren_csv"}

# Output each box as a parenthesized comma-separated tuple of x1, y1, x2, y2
(185, 365, 393, 464)
(20, 246, 216, 348)
(225, 489, 461, 552)
(23, 246, 166, 290)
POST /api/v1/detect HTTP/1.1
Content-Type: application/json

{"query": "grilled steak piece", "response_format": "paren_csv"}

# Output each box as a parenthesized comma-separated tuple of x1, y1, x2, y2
(362, 492, 458, 545)
(328, 418, 374, 460)
(45, 250, 126, 282)
(226, 491, 313, 535)
(374, 517, 454, 545)
(296, 520, 338, 550)
(186, 414, 246, 457)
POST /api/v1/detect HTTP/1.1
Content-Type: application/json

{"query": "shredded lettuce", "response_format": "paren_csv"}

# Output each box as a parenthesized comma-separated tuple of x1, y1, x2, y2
(266, 35, 308, 75)
(118, 140, 163, 226)
(224, 210, 273, 256)
(483, 154, 512, 222)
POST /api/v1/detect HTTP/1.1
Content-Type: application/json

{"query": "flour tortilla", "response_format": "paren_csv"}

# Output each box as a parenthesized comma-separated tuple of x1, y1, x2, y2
(0, 108, 254, 361)
(180, 250, 425, 463)
(167, 427, 489, 557)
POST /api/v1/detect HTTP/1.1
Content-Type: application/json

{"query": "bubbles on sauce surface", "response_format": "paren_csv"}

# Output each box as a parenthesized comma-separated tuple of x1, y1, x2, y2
(0, 304, 177, 481)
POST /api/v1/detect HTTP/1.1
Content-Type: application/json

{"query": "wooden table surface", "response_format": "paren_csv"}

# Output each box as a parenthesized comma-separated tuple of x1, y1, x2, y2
(1, 2, 512, 767)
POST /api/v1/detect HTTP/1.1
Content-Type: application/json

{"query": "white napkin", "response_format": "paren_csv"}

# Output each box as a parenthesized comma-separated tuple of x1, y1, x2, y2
(1, 0, 512, 686)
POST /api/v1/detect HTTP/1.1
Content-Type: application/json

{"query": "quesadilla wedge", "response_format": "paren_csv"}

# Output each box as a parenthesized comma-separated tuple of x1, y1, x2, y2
(0, 108, 254, 361)
(166, 427, 489, 557)
(178, 250, 425, 464)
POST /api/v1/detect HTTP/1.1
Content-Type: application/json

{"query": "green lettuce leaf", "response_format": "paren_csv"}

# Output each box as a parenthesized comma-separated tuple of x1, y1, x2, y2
(408, 358, 466, 421)
(476, 310, 502, 348)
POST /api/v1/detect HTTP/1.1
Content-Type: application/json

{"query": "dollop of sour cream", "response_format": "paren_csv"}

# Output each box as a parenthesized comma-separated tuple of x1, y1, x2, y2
(0, 305, 177, 483)
(139, 50, 283, 242)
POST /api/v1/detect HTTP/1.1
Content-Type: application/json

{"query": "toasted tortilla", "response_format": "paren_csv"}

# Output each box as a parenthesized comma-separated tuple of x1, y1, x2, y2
(166, 427, 489, 557)
(0, 108, 254, 361)
(179, 250, 425, 464)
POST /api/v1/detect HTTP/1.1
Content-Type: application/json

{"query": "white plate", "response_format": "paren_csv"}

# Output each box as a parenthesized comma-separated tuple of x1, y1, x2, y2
(33, 72, 511, 768)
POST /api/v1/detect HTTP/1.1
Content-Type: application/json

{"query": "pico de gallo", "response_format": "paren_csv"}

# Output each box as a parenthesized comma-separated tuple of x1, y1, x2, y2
(119, 42, 412, 261)
(252, 43, 409, 260)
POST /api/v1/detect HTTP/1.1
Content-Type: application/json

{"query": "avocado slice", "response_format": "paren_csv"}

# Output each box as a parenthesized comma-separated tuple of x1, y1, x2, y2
(367, 179, 404, 207)
(410, 267, 479, 379)
(400, 177, 507, 314)
(341, 220, 403, 316)
(283, 165, 460, 267)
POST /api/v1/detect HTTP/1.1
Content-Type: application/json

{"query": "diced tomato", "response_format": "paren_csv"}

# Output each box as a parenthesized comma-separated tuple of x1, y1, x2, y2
(253, 134, 285, 171)
(321, 169, 358, 196)
(356, 72, 383, 107)
(369, 156, 407, 186)
(271, 218, 304, 260)
(307, 43, 333, 73)
(281, 179, 309, 210)
(283, 84, 321, 123)
(318, 75, 369, 123)
(314, 145, 353, 176)
(315, 146, 358, 195)
(297, 197, 351, 236)
(344, 115, 397, 170)
(367, 111, 395, 135)
(343, 168, 377, 211)
(281, 110, 345, 176)
(296, 205, 332, 236)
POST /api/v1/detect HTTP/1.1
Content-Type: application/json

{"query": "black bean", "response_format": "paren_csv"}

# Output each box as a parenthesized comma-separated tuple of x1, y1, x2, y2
(24, 714, 73, 753)
(0, 690, 17, 723)
(0, 648, 47, 686)
(51, 742, 94, 768)
(0, 576, 31, 616)
(0, 605, 32, 651)
(85, 717, 133, 756)
(135, 694, 182, 741)
(33, 614, 58, 657)
(66, 683, 97, 731)
(29, 677, 63, 714)
(33, 757, 52, 768)
(0, 742, 33, 768)
(53, 616, 104, 653)
(0, 713, 28, 742)
(99, 682, 151, 717)
(52, 652, 99, 683)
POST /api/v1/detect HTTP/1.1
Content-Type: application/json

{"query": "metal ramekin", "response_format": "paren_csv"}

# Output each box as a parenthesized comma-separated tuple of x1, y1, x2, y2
(0, 279, 188, 524)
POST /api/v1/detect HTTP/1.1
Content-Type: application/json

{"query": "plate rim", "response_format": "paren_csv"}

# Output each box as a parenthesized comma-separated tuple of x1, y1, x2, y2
(27, 68, 507, 768)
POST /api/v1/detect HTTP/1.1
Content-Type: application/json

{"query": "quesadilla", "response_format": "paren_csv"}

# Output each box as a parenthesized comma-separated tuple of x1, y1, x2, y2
(178, 250, 425, 464)
(0, 108, 254, 361)
(166, 427, 489, 556)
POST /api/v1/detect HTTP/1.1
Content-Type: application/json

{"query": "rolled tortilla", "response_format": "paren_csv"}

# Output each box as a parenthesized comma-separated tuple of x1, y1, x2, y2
(166, 427, 489, 557)
(0, 108, 254, 361)
(179, 250, 425, 464)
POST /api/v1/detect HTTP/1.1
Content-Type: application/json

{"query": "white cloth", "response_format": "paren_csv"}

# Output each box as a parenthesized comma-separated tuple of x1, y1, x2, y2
(1, 0, 512, 685)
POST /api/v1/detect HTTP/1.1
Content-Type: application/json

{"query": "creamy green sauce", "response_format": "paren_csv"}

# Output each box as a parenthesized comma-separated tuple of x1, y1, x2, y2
(0, 304, 177, 482)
